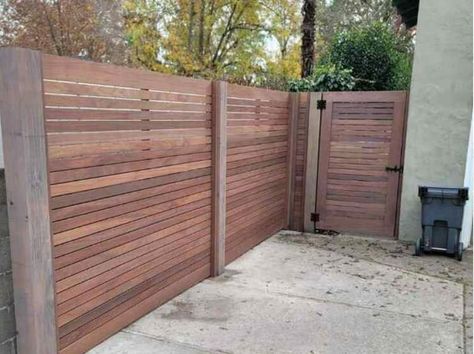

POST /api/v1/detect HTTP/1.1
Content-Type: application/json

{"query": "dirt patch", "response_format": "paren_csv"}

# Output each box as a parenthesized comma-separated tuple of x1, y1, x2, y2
(161, 298, 231, 323)
(277, 230, 473, 353)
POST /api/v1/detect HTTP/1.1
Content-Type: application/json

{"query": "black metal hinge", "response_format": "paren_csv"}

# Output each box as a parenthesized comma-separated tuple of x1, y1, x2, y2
(310, 213, 319, 222)
(317, 99, 326, 110)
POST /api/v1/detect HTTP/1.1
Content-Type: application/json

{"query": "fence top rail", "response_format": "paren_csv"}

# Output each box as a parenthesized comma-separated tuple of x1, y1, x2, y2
(227, 83, 289, 102)
(40, 51, 291, 99)
(42, 54, 212, 96)
(322, 91, 407, 102)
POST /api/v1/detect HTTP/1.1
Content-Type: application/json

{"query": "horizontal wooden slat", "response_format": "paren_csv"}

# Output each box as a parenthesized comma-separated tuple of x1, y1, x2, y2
(45, 95, 211, 112)
(58, 264, 209, 354)
(43, 54, 212, 95)
(45, 108, 211, 121)
(50, 152, 211, 184)
(49, 144, 211, 172)
(48, 137, 211, 158)
(44, 81, 211, 103)
(56, 221, 210, 307)
(51, 160, 211, 196)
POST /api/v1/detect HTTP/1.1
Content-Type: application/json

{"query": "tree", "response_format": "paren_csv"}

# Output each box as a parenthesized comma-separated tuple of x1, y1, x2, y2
(261, 0, 301, 83)
(301, 0, 316, 77)
(0, 0, 127, 64)
(322, 21, 413, 90)
(123, 0, 166, 71)
(151, 0, 266, 81)
(314, 0, 399, 60)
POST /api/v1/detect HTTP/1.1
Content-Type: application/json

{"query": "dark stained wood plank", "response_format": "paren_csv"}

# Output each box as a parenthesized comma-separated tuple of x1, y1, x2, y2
(42, 54, 212, 95)
(211, 81, 227, 276)
(287, 93, 299, 228)
(303, 92, 321, 232)
(0, 48, 58, 353)
(58, 265, 210, 354)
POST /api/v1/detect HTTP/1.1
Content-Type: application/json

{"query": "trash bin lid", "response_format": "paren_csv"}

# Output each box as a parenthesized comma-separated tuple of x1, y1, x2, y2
(418, 186, 469, 201)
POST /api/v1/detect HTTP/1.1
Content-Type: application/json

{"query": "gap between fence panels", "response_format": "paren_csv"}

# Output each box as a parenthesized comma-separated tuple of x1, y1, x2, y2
(0, 47, 408, 354)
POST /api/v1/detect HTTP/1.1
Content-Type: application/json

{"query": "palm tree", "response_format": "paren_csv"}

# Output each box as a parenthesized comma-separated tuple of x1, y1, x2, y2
(301, 0, 316, 78)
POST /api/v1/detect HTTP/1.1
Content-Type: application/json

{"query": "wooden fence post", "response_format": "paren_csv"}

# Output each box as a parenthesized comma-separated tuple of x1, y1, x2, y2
(0, 48, 58, 353)
(286, 93, 299, 229)
(211, 81, 227, 276)
(303, 92, 322, 232)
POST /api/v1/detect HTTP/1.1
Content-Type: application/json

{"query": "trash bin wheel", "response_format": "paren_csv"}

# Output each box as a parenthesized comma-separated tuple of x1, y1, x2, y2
(456, 242, 463, 261)
(415, 238, 422, 256)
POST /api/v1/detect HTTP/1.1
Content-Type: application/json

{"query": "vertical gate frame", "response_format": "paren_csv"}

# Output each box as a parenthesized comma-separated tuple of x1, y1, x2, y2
(0, 48, 58, 353)
(303, 92, 322, 232)
(211, 80, 227, 276)
(286, 93, 299, 229)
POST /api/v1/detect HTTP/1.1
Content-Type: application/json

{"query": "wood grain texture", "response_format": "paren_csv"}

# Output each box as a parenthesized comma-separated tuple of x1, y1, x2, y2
(315, 91, 407, 237)
(286, 93, 299, 228)
(40, 53, 217, 353)
(303, 92, 322, 232)
(0, 48, 58, 354)
(289, 93, 308, 231)
(4, 50, 292, 354)
(224, 85, 290, 263)
(211, 81, 227, 276)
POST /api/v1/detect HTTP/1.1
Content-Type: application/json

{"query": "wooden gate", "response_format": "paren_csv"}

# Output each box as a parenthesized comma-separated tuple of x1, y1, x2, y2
(315, 91, 407, 237)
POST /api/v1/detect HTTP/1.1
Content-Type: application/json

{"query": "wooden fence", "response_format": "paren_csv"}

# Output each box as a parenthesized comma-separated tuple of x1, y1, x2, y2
(0, 48, 293, 354)
(0, 47, 408, 354)
(225, 85, 290, 263)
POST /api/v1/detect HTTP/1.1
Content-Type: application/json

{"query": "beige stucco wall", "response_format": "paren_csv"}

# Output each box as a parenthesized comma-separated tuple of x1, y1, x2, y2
(399, 0, 473, 241)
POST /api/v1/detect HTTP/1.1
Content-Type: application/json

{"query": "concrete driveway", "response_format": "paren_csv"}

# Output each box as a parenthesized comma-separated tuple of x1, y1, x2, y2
(90, 231, 471, 354)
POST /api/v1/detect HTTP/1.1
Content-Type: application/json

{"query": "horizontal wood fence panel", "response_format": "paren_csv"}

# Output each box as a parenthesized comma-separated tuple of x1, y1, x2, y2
(0, 51, 293, 354)
(225, 85, 290, 263)
(43, 54, 212, 95)
(41, 54, 216, 353)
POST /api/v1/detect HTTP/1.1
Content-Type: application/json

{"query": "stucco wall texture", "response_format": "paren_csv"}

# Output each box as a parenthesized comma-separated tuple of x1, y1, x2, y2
(399, 0, 473, 241)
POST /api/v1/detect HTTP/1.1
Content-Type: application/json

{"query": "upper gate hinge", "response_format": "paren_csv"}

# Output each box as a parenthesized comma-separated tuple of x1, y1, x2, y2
(317, 99, 326, 110)
(310, 212, 319, 222)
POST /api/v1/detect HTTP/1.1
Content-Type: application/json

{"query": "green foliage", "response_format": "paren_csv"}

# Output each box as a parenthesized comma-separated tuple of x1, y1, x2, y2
(287, 64, 355, 92)
(312, 64, 356, 91)
(322, 22, 413, 90)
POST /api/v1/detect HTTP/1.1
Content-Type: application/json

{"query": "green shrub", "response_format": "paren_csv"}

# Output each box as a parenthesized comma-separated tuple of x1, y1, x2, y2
(288, 64, 355, 92)
(322, 22, 412, 91)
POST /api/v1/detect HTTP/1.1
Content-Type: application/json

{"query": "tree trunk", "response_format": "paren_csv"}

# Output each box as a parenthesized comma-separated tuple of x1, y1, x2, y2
(198, 0, 206, 57)
(187, 1, 196, 51)
(301, 0, 316, 78)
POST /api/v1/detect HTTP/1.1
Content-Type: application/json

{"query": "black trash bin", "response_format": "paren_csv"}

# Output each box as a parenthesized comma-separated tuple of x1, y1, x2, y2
(416, 186, 469, 261)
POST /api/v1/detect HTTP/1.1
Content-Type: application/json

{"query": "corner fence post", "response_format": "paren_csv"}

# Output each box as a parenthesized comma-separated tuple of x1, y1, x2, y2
(0, 48, 58, 353)
(286, 93, 299, 229)
(211, 81, 227, 276)
(303, 92, 322, 233)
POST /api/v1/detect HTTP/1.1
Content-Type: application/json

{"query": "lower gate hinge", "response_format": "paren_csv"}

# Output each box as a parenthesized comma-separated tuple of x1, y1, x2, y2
(310, 213, 319, 222)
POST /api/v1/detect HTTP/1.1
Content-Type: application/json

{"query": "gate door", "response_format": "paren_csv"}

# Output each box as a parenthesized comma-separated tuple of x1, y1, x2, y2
(316, 91, 407, 237)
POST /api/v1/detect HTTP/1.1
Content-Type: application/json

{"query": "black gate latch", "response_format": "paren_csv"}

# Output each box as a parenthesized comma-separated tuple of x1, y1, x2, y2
(385, 165, 403, 173)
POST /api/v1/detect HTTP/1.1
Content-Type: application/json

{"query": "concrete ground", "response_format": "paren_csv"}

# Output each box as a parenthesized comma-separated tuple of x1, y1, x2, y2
(90, 231, 473, 354)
